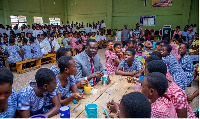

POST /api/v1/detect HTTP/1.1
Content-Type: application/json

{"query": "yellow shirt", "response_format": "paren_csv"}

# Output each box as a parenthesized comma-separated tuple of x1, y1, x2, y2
(90, 36, 95, 39)
(76, 29, 81, 32)
(57, 37, 63, 47)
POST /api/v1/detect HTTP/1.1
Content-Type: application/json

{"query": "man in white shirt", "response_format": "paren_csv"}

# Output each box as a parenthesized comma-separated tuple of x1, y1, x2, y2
(85, 23, 91, 34)
(33, 25, 43, 37)
(39, 33, 51, 55)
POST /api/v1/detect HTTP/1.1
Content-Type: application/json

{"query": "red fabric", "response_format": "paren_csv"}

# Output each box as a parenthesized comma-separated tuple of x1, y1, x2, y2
(90, 58, 95, 85)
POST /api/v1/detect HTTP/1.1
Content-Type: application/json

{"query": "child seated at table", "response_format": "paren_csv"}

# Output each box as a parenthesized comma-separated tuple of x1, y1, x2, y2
(122, 40, 137, 53)
(21, 38, 32, 60)
(135, 43, 144, 61)
(105, 41, 123, 74)
(116, 48, 143, 77)
(155, 42, 161, 51)
(0, 68, 18, 118)
(5, 39, 22, 64)
(50, 34, 60, 53)
(146, 60, 195, 118)
(17, 68, 60, 118)
(106, 92, 151, 118)
(160, 44, 187, 90)
(29, 37, 43, 59)
(141, 72, 177, 118)
(178, 43, 194, 86)
(144, 36, 154, 51)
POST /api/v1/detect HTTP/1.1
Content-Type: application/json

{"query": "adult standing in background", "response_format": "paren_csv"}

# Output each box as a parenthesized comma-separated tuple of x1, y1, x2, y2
(132, 23, 142, 38)
(121, 25, 130, 47)
(100, 20, 106, 35)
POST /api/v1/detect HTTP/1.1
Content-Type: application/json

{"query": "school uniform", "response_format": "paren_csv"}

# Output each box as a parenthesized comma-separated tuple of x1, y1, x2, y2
(33, 29, 43, 37)
(27, 28, 33, 34)
(39, 39, 51, 55)
(99, 35, 106, 41)
(52, 38, 60, 51)
(118, 59, 142, 72)
(95, 34, 100, 42)
(5, 45, 22, 64)
(22, 45, 32, 60)
(85, 27, 91, 34)
(30, 43, 43, 59)
(62, 38, 73, 49)
(0, 89, 17, 118)
(17, 82, 57, 116)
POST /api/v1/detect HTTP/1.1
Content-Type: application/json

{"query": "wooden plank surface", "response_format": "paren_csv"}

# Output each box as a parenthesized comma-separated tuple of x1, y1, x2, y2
(52, 75, 136, 118)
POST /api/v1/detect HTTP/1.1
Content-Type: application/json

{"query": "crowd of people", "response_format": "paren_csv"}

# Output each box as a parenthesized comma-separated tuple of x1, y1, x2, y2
(0, 21, 199, 118)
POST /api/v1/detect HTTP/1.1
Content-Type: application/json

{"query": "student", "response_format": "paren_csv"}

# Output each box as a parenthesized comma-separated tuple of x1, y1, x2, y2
(122, 40, 137, 53)
(0, 68, 17, 118)
(182, 25, 189, 43)
(17, 68, 61, 118)
(178, 43, 194, 86)
(160, 44, 187, 90)
(16, 37, 23, 48)
(105, 42, 123, 74)
(175, 38, 183, 49)
(99, 32, 106, 48)
(89, 32, 95, 39)
(106, 92, 151, 118)
(144, 36, 153, 51)
(5, 39, 22, 64)
(57, 33, 63, 47)
(147, 60, 196, 118)
(116, 48, 143, 77)
(141, 72, 177, 118)
(62, 33, 73, 49)
(70, 33, 82, 52)
(29, 37, 43, 59)
(50, 34, 60, 53)
(173, 26, 182, 38)
(150, 51, 162, 60)
(188, 24, 195, 47)
(21, 38, 32, 60)
(155, 42, 161, 51)
(135, 43, 144, 61)
(82, 32, 88, 49)
(39, 33, 51, 55)
(50, 47, 72, 75)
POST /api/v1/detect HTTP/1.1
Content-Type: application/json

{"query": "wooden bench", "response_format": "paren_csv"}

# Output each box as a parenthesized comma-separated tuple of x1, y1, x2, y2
(41, 54, 56, 64)
(16, 54, 56, 74)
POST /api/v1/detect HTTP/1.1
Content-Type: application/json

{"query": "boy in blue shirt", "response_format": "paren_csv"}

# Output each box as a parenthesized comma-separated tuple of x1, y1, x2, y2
(29, 37, 43, 59)
(116, 48, 143, 77)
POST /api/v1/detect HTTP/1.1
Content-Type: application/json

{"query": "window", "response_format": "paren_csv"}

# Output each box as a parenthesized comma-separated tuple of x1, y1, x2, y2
(49, 18, 60, 25)
(10, 15, 27, 28)
(140, 16, 156, 26)
(33, 17, 43, 25)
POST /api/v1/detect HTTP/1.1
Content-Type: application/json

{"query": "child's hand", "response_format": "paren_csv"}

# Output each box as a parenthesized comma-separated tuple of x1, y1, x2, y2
(79, 80, 88, 87)
(71, 93, 83, 101)
(103, 112, 118, 118)
(106, 100, 119, 113)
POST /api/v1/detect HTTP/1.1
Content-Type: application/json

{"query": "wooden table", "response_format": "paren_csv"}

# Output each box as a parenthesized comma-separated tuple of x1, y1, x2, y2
(52, 75, 136, 118)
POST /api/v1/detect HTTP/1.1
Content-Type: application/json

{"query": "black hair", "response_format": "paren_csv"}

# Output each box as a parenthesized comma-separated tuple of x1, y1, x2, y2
(181, 36, 186, 41)
(180, 43, 189, 49)
(177, 38, 183, 43)
(147, 60, 167, 75)
(162, 44, 172, 52)
(58, 56, 73, 73)
(126, 48, 136, 56)
(145, 55, 160, 63)
(130, 40, 137, 45)
(30, 37, 35, 42)
(63, 33, 68, 36)
(114, 43, 121, 48)
(163, 37, 170, 44)
(121, 92, 151, 118)
(140, 38, 144, 42)
(86, 39, 97, 46)
(155, 42, 160, 46)
(9, 39, 15, 43)
(56, 47, 70, 60)
(42, 32, 47, 37)
(150, 36, 154, 40)
(174, 34, 179, 40)
(138, 43, 144, 48)
(146, 72, 168, 97)
(160, 40, 169, 45)
(23, 38, 28, 43)
(35, 68, 56, 87)
(150, 51, 162, 60)
(107, 40, 113, 43)
(176, 26, 180, 29)
(0, 68, 13, 85)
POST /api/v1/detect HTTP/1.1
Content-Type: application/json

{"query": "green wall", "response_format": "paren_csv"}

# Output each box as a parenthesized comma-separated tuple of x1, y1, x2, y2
(0, 0, 199, 32)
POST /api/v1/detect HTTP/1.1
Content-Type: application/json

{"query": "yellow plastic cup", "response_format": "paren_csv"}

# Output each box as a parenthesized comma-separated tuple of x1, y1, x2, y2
(84, 85, 91, 94)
